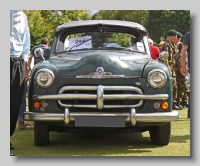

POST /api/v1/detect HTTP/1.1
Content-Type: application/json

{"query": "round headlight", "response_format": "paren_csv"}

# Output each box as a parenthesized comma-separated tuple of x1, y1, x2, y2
(34, 69, 55, 88)
(147, 69, 167, 88)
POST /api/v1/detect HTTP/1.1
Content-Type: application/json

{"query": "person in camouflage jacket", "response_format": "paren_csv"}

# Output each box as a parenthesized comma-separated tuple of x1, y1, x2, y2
(174, 42, 189, 109)
(161, 30, 181, 110)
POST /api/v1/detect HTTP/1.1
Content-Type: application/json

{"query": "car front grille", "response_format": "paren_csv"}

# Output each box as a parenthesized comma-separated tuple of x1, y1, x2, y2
(57, 85, 143, 109)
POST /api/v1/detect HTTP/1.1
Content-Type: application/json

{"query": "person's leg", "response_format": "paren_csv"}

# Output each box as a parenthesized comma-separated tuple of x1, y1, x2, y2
(182, 92, 188, 108)
(179, 75, 189, 109)
(182, 78, 189, 108)
(172, 77, 182, 110)
(176, 75, 184, 109)
(187, 70, 190, 118)
(17, 84, 26, 128)
(17, 82, 34, 129)
(10, 60, 25, 136)
(10, 59, 25, 151)
(188, 91, 190, 118)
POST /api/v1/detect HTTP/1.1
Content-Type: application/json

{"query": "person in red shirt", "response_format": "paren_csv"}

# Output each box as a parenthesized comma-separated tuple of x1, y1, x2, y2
(148, 38, 160, 60)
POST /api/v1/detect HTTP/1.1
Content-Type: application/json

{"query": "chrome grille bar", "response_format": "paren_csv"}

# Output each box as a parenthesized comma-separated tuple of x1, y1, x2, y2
(104, 94, 168, 100)
(58, 86, 97, 93)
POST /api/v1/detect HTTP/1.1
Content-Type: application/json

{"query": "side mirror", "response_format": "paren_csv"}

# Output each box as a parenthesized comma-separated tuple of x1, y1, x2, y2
(159, 51, 169, 61)
(34, 48, 45, 60)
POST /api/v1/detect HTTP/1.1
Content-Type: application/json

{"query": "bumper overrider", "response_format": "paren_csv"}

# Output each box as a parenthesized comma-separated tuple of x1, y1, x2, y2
(24, 86, 179, 126)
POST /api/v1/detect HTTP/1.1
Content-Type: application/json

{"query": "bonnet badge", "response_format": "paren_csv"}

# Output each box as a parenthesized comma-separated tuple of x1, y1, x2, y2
(96, 67, 104, 75)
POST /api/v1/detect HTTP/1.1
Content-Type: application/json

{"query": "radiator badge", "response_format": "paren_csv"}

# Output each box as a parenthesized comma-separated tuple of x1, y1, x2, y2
(96, 67, 104, 75)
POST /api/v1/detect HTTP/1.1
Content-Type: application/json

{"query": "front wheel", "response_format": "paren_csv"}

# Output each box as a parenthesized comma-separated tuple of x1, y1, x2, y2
(34, 122, 49, 146)
(149, 122, 171, 145)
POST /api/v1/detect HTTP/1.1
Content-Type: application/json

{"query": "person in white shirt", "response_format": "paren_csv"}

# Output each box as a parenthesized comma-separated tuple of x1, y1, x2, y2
(10, 10, 30, 155)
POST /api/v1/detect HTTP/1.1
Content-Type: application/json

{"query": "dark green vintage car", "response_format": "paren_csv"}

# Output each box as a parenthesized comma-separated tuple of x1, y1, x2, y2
(24, 20, 179, 146)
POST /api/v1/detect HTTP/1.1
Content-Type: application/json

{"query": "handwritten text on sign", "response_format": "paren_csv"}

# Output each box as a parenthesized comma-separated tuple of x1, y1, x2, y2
(69, 36, 92, 50)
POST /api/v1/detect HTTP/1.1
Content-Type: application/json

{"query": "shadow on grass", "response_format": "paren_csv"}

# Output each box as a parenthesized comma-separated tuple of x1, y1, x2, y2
(44, 132, 164, 156)
(170, 134, 190, 143)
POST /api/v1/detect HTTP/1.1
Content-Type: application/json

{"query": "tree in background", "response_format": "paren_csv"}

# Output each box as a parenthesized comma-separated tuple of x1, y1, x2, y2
(93, 10, 149, 46)
(24, 10, 92, 48)
(145, 10, 190, 44)
(94, 10, 148, 25)
(94, 10, 190, 44)
(24, 10, 190, 48)
(24, 10, 48, 48)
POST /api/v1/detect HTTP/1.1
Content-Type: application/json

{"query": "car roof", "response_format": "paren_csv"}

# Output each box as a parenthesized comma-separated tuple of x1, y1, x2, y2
(56, 20, 147, 32)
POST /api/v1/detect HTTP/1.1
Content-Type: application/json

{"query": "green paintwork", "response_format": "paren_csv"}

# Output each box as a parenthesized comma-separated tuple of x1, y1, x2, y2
(46, 50, 153, 77)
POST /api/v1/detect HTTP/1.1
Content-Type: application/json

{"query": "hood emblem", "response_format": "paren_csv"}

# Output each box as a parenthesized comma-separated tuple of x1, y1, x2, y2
(96, 67, 104, 75)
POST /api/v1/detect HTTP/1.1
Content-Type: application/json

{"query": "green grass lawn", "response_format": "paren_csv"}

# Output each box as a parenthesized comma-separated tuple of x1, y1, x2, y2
(10, 109, 190, 157)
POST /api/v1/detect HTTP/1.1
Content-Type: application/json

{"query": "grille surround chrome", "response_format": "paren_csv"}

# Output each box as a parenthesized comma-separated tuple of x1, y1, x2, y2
(33, 85, 169, 109)
(57, 85, 143, 109)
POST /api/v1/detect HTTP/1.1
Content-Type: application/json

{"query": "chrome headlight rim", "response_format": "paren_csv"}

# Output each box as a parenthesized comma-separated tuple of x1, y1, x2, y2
(147, 69, 167, 89)
(34, 69, 55, 88)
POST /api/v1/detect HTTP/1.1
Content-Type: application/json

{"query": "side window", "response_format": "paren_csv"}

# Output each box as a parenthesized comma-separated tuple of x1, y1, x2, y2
(136, 42, 145, 52)
(129, 35, 145, 52)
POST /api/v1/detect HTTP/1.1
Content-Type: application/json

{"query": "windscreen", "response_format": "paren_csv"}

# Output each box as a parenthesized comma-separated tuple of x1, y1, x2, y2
(54, 26, 148, 54)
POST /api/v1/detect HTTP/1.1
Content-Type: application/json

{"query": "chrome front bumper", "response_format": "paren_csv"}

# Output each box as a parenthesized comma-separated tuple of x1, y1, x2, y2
(23, 108, 179, 126)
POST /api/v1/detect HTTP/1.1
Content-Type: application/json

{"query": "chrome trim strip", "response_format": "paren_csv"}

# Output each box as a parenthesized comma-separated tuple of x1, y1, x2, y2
(103, 86, 143, 93)
(103, 102, 143, 108)
(34, 94, 168, 101)
(76, 75, 125, 78)
(70, 112, 130, 117)
(58, 86, 97, 93)
(34, 94, 97, 100)
(57, 101, 97, 108)
(51, 56, 81, 61)
(23, 111, 179, 124)
(58, 86, 143, 93)
(135, 112, 180, 122)
(104, 94, 168, 100)
(23, 113, 63, 121)
(57, 102, 143, 108)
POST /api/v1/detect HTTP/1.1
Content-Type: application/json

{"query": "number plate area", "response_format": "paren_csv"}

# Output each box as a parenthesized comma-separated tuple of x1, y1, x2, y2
(75, 117, 125, 127)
